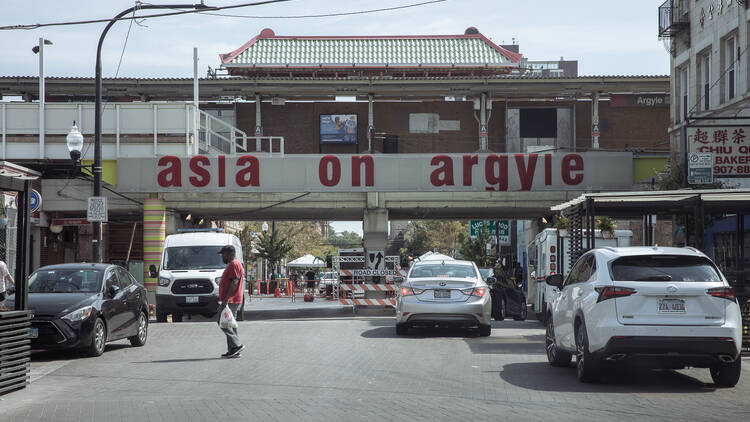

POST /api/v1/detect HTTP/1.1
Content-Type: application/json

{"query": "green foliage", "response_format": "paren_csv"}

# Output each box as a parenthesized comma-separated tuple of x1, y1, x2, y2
(402, 220, 467, 257)
(595, 216, 616, 237)
(458, 226, 495, 267)
(252, 229, 293, 273)
(652, 161, 723, 191)
(552, 216, 569, 230)
(328, 230, 363, 249)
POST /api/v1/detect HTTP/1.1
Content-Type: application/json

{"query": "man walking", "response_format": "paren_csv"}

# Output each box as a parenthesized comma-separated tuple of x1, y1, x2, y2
(217, 245, 244, 358)
(0, 259, 14, 309)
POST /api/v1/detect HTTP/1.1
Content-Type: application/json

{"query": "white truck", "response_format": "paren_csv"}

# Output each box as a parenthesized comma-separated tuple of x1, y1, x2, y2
(527, 228, 632, 323)
(150, 229, 243, 322)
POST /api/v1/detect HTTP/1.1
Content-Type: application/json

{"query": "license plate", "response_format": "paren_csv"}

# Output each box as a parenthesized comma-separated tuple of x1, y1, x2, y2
(434, 289, 451, 299)
(29, 327, 38, 339)
(658, 298, 686, 313)
(186, 296, 199, 304)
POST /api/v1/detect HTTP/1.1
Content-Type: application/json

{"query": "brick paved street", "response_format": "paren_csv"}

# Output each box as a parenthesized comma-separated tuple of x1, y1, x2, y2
(2, 311, 749, 422)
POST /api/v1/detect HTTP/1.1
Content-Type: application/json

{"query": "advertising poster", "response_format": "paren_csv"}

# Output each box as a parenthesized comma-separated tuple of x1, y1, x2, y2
(320, 114, 358, 144)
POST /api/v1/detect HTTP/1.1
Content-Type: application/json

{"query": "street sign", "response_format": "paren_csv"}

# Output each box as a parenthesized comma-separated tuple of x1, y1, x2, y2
(352, 269, 396, 276)
(87, 197, 108, 222)
(367, 250, 385, 270)
(688, 153, 713, 184)
(497, 220, 510, 245)
(469, 220, 484, 238)
(13, 189, 41, 212)
(52, 218, 90, 226)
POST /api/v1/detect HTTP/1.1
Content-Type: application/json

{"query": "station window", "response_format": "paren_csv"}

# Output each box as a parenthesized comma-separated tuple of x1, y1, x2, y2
(676, 64, 689, 122)
(698, 52, 710, 112)
(520, 108, 557, 138)
(724, 35, 737, 102)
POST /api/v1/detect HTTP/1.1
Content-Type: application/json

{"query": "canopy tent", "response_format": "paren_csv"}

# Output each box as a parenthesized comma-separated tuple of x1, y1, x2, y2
(419, 251, 455, 261)
(286, 254, 326, 267)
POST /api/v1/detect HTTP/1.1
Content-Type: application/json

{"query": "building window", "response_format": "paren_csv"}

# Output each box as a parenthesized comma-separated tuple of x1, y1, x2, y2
(699, 53, 710, 111)
(725, 36, 736, 101)
(677, 65, 689, 122)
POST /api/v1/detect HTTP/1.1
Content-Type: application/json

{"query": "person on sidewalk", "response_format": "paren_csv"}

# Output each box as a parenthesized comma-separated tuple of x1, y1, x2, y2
(305, 269, 315, 293)
(217, 245, 244, 358)
(0, 259, 15, 309)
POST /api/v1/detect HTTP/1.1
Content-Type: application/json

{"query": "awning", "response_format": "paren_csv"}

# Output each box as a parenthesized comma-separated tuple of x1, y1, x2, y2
(286, 254, 326, 268)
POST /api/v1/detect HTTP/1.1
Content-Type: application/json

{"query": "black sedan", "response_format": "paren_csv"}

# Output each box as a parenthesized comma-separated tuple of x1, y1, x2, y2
(6, 263, 149, 356)
(478, 268, 528, 321)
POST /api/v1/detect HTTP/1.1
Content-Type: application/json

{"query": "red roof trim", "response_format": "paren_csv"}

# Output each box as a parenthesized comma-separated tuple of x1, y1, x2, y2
(220, 29, 523, 65)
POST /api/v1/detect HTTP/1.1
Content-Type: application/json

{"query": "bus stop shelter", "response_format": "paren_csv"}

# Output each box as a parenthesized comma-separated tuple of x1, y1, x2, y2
(0, 161, 39, 394)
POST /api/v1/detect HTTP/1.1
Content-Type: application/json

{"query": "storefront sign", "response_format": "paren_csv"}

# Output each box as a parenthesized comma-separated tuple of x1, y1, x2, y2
(52, 218, 90, 226)
(116, 152, 633, 193)
(610, 94, 668, 108)
(687, 126, 750, 177)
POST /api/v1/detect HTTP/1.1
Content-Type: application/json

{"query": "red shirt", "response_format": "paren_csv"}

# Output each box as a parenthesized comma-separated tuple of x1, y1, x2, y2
(219, 259, 244, 304)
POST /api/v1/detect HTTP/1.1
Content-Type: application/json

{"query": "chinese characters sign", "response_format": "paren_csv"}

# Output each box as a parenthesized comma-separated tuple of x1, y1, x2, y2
(687, 126, 750, 177)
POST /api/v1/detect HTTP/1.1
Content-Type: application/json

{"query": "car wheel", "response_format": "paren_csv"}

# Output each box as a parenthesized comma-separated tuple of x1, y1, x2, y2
(575, 319, 600, 383)
(395, 323, 408, 336)
(513, 301, 527, 321)
(156, 312, 167, 323)
(478, 324, 491, 337)
(495, 297, 506, 321)
(87, 318, 107, 357)
(172, 313, 183, 323)
(129, 311, 148, 347)
(710, 358, 741, 387)
(546, 315, 571, 367)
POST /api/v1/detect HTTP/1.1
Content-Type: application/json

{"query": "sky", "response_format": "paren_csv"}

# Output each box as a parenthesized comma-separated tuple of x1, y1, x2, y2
(0, 0, 670, 236)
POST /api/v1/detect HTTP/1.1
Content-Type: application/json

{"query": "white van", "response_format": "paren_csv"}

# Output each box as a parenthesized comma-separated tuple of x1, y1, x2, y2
(150, 230, 242, 322)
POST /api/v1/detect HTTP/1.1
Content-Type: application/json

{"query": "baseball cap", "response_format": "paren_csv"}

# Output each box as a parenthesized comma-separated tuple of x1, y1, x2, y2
(218, 245, 234, 254)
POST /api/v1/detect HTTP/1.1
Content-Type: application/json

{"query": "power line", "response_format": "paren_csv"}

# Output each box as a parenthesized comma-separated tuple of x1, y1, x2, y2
(0, 0, 292, 31)
(195, 0, 447, 19)
(115, 3, 140, 78)
(687, 42, 750, 117)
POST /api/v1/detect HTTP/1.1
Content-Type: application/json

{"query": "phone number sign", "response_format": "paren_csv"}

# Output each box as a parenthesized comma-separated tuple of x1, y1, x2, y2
(687, 126, 750, 177)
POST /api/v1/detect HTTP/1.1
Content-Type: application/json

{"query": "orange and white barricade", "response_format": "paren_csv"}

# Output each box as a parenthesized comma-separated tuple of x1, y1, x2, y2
(338, 283, 398, 308)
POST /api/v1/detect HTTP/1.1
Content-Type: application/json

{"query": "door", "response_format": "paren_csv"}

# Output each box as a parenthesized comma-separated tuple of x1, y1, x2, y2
(100, 269, 129, 340)
(116, 268, 141, 337)
(555, 254, 594, 349)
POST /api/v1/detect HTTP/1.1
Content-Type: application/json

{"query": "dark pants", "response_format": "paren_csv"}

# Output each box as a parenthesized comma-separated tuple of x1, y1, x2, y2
(218, 303, 242, 352)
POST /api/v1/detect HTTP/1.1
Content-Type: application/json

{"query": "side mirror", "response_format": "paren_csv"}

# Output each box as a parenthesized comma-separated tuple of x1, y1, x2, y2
(149, 264, 158, 278)
(107, 283, 121, 297)
(545, 274, 564, 288)
(486, 276, 497, 284)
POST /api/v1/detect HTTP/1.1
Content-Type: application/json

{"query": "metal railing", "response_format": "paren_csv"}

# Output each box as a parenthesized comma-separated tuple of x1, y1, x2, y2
(658, 0, 689, 38)
(0, 102, 284, 159)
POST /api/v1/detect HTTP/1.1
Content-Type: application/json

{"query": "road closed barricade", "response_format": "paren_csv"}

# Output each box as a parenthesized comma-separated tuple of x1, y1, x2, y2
(338, 283, 398, 308)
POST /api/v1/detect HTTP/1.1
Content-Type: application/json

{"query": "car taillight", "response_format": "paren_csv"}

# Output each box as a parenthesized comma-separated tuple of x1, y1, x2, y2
(400, 287, 424, 296)
(707, 287, 736, 302)
(460, 288, 485, 297)
(595, 286, 636, 303)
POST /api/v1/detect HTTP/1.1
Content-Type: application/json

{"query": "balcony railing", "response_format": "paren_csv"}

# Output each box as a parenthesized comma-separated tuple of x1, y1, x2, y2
(658, 0, 689, 38)
(0, 102, 282, 160)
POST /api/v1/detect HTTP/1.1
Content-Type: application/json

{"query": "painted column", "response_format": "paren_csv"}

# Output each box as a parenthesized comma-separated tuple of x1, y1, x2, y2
(591, 92, 600, 149)
(143, 196, 165, 292)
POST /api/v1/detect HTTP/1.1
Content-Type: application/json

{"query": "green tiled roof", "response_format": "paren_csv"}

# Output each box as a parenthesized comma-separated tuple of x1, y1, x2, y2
(222, 30, 521, 68)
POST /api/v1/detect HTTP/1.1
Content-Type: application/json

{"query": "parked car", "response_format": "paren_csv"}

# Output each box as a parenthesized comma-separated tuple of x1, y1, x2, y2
(396, 259, 492, 336)
(544, 247, 743, 386)
(6, 263, 149, 357)
(479, 268, 527, 321)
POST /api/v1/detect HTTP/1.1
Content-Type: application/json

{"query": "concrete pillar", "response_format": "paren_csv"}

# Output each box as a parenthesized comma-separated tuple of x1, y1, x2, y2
(506, 108, 520, 152)
(367, 94, 374, 152)
(556, 107, 573, 150)
(254, 94, 263, 152)
(143, 196, 165, 293)
(479, 92, 489, 150)
(363, 208, 388, 253)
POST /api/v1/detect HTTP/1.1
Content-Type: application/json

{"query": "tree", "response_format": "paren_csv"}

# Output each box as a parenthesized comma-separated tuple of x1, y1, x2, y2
(458, 226, 494, 267)
(252, 229, 293, 275)
(328, 230, 363, 249)
(652, 161, 723, 191)
(404, 221, 430, 256)
(402, 220, 468, 257)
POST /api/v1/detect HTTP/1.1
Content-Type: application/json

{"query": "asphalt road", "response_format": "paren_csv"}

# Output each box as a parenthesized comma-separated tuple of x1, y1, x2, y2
(2, 313, 750, 422)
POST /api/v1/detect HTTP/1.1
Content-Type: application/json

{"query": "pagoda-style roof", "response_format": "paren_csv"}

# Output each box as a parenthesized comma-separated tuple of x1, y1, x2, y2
(220, 27, 522, 78)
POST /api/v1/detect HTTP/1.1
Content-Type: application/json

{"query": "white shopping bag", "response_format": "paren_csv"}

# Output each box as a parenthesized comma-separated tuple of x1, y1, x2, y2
(219, 305, 238, 329)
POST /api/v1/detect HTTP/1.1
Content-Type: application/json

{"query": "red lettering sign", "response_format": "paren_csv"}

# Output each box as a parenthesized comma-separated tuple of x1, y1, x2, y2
(430, 155, 454, 186)
(157, 156, 182, 187)
(218, 155, 226, 188)
(319, 155, 341, 187)
(235, 155, 260, 187)
(514, 154, 538, 191)
(189, 156, 210, 187)
(562, 154, 584, 185)
(484, 155, 508, 191)
(462, 155, 478, 186)
(544, 154, 552, 185)
(352, 155, 374, 187)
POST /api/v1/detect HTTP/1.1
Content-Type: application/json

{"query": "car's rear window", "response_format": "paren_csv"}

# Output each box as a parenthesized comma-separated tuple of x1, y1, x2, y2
(610, 255, 721, 282)
(410, 264, 476, 278)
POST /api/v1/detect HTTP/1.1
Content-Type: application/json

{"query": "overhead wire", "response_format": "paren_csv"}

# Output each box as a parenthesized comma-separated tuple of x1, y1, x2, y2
(192, 0, 447, 19)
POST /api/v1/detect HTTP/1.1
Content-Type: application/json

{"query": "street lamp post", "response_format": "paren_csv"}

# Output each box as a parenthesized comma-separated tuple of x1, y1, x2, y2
(33, 38, 53, 160)
(92, 3, 208, 262)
